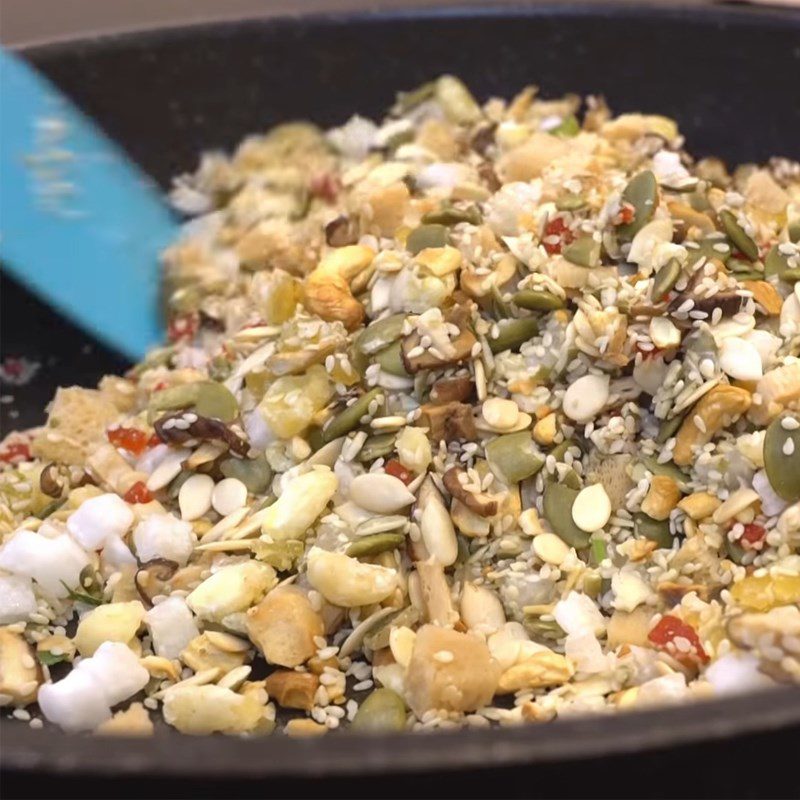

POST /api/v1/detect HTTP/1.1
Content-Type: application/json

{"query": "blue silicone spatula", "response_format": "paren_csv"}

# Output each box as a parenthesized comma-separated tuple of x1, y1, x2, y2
(0, 50, 178, 361)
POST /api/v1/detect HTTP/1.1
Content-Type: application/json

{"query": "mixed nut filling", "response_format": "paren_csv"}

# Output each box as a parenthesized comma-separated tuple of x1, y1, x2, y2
(1, 76, 800, 736)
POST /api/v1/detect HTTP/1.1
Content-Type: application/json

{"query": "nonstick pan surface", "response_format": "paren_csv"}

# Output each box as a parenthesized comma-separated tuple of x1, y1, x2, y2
(1, 2, 800, 790)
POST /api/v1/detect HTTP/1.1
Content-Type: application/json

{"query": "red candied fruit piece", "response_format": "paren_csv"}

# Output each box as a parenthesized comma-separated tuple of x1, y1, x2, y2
(648, 614, 709, 666)
(167, 313, 199, 343)
(309, 172, 341, 203)
(123, 481, 152, 504)
(740, 523, 766, 550)
(542, 217, 575, 255)
(618, 205, 635, 225)
(385, 459, 413, 485)
(107, 427, 150, 456)
(0, 442, 32, 464)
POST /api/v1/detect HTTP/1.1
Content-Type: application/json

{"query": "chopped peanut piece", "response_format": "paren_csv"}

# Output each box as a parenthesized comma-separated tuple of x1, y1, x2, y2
(641, 475, 681, 521)
(264, 669, 319, 711)
(678, 492, 722, 521)
(406, 625, 500, 716)
(674, 386, 751, 466)
(247, 586, 324, 667)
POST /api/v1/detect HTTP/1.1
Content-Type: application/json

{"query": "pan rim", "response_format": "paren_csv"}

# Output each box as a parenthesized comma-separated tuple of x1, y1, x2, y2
(3, 686, 800, 777)
(5, 0, 800, 776)
(12, 0, 800, 58)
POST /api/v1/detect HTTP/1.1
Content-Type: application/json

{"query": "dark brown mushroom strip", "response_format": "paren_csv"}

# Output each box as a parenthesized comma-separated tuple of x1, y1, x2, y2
(684, 292, 743, 317)
(199, 310, 226, 333)
(401, 306, 477, 374)
(39, 463, 67, 498)
(470, 123, 497, 156)
(444, 405, 478, 443)
(477, 161, 501, 192)
(657, 581, 710, 607)
(419, 402, 477, 444)
(135, 559, 179, 608)
(667, 262, 743, 319)
(325, 215, 359, 247)
(154, 412, 250, 456)
(429, 376, 474, 405)
(443, 467, 498, 517)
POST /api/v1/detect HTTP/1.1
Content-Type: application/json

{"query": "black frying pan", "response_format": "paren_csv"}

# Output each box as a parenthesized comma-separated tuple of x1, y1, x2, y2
(2, 3, 800, 797)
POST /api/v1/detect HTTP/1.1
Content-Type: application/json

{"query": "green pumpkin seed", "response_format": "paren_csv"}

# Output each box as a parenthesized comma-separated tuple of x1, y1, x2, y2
(363, 606, 419, 651)
(422, 203, 481, 226)
(651, 257, 682, 301)
(550, 114, 580, 139)
(542, 482, 591, 548)
(685, 328, 719, 362)
(661, 176, 699, 194)
(764, 414, 800, 502)
(490, 284, 513, 319)
(523, 616, 565, 641)
(406, 224, 449, 255)
(617, 170, 658, 241)
(456, 534, 471, 564)
(556, 193, 588, 212)
(208, 355, 233, 382)
(36, 497, 67, 520)
(356, 433, 397, 463)
(383, 126, 415, 152)
(550, 439, 579, 462)
(562, 236, 601, 268)
(656, 413, 685, 445)
(581, 572, 604, 598)
(346, 532, 407, 558)
(547, 439, 582, 490)
(435, 75, 483, 125)
(719, 209, 758, 261)
(732, 268, 765, 282)
(765, 244, 800, 283)
(322, 388, 384, 443)
(357, 314, 407, 355)
(148, 381, 238, 424)
(374, 340, 411, 377)
(485, 432, 545, 484)
(194, 382, 239, 422)
(251, 539, 303, 571)
(148, 382, 201, 423)
(724, 537, 747, 566)
(395, 81, 436, 114)
(352, 688, 407, 732)
(38, 650, 68, 666)
(641, 455, 690, 490)
(788, 220, 800, 244)
(685, 236, 731, 267)
(306, 426, 326, 454)
(727, 257, 762, 275)
(348, 339, 370, 379)
(687, 190, 714, 212)
(512, 290, 566, 312)
(167, 470, 193, 501)
(488, 317, 539, 354)
(219, 454, 272, 494)
(168, 286, 201, 314)
(130, 346, 174, 378)
(634, 512, 673, 548)
(590, 536, 607, 566)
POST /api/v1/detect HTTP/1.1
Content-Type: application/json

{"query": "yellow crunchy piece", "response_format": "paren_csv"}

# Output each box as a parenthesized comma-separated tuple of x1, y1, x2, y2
(32, 386, 120, 466)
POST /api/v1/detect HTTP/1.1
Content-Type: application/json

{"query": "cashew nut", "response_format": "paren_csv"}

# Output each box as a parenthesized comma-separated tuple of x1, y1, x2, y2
(673, 385, 751, 466)
(304, 245, 375, 330)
